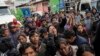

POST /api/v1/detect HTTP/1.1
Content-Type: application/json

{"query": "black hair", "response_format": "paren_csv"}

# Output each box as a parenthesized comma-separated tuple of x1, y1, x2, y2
(91, 7, 97, 12)
(17, 33, 27, 40)
(63, 30, 76, 39)
(80, 14, 84, 19)
(29, 30, 39, 38)
(29, 30, 40, 42)
(77, 44, 94, 56)
(47, 25, 57, 32)
(47, 25, 52, 32)
(39, 28, 48, 38)
(19, 43, 36, 55)
(85, 11, 91, 14)
(1, 28, 9, 35)
(58, 38, 69, 46)
(40, 28, 48, 34)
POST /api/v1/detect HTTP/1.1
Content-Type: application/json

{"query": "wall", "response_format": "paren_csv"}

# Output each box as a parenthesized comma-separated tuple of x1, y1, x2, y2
(32, 1, 48, 13)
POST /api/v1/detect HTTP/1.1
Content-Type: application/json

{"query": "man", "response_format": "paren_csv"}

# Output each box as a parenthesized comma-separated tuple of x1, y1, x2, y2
(0, 38, 19, 56)
(77, 44, 95, 56)
(29, 31, 46, 56)
(0, 28, 14, 46)
(19, 43, 37, 56)
(59, 12, 67, 33)
(84, 11, 93, 32)
(10, 26, 20, 48)
(64, 30, 88, 46)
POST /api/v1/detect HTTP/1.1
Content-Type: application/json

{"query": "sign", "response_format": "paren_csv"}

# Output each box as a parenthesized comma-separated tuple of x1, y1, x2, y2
(11, 8, 24, 21)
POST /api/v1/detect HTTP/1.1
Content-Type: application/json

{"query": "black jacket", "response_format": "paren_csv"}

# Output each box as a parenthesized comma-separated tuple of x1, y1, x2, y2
(93, 21, 100, 56)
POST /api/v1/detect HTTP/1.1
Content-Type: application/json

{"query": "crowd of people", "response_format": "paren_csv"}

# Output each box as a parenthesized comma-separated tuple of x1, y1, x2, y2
(0, 7, 100, 56)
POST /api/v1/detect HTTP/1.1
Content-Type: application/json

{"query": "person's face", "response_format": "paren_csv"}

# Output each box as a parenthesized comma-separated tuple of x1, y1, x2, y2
(22, 47, 37, 56)
(1, 25, 5, 29)
(82, 51, 94, 56)
(86, 13, 91, 18)
(49, 26, 56, 33)
(33, 22, 36, 26)
(59, 43, 69, 56)
(60, 13, 64, 18)
(52, 18, 57, 23)
(28, 23, 33, 27)
(42, 21, 46, 25)
(93, 9, 96, 13)
(11, 27, 17, 32)
(18, 36, 27, 44)
(25, 28, 29, 32)
(43, 32, 48, 39)
(31, 33, 39, 44)
(67, 36, 76, 43)
(27, 18, 32, 21)
(21, 27, 25, 32)
(77, 25, 84, 33)
(3, 29, 10, 36)
(45, 14, 49, 18)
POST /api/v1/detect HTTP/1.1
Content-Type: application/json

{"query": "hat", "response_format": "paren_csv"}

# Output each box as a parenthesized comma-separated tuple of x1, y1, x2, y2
(85, 9, 91, 14)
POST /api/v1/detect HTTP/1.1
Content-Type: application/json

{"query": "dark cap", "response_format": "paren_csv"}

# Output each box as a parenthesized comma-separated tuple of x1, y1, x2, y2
(85, 9, 91, 14)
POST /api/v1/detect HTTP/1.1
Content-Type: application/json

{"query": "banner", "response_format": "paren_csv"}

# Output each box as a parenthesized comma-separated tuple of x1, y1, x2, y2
(11, 8, 24, 21)
(49, 0, 59, 14)
(59, 0, 64, 9)
(21, 8, 31, 18)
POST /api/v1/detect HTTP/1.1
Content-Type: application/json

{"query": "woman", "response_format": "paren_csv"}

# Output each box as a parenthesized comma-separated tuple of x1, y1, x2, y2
(44, 25, 58, 56)
(17, 33, 29, 50)
(76, 24, 88, 40)
(64, 14, 73, 31)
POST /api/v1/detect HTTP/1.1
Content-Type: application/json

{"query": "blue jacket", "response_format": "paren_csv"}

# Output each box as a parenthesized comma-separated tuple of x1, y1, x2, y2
(72, 35, 88, 46)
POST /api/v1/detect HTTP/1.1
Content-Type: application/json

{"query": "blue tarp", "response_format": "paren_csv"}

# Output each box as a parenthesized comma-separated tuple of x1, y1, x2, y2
(59, 0, 64, 9)
(21, 8, 31, 18)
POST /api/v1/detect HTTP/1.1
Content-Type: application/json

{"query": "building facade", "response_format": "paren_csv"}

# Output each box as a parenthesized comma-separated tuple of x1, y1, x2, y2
(64, 0, 80, 12)
(30, 0, 49, 15)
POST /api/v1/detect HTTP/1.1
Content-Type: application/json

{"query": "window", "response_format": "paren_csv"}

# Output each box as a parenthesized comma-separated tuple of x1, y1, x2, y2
(0, 7, 10, 15)
(81, 3, 91, 11)
(65, 3, 70, 6)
